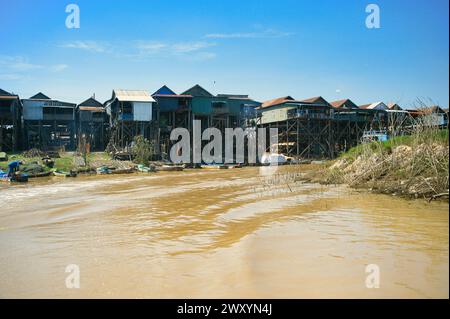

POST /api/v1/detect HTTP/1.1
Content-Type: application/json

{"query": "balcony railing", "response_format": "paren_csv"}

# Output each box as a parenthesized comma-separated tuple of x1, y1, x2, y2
(118, 113, 133, 121)
(42, 114, 74, 121)
(287, 109, 330, 120)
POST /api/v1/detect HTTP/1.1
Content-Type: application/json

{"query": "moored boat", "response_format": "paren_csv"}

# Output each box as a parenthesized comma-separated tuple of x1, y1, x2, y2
(156, 165, 184, 172)
(0, 171, 29, 183)
(96, 166, 111, 175)
(27, 171, 52, 178)
(52, 170, 77, 177)
(96, 166, 134, 175)
(201, 164, 228, 170)
(137, 164, 155, 173)
(110, 168, 134, 174)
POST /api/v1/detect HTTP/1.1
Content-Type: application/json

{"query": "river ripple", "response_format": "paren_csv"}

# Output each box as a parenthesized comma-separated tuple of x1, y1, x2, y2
(0, 165, 448, 298)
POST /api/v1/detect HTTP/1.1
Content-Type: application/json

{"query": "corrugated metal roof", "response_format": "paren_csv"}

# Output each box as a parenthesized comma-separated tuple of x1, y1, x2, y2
(359, 102, 387, 110)
(0, 92, 19, 101)
(78, 97, 104, 108)
(114, 89, 155, 102)
(330, 99, 347, 108)
(181, 84, 214, 97)
(300, 96, 329, 105)
(0, 88, 14, 97)
(152, 94, 192, 98)
(359, 103, 371, 109)
(330, 99, 358, 109)
(260, 96, 295, 108)
(217, 94, 249, 99)
(152, 85, 177, 96)
(387, 102, 402, 110)
(30, 92, 51, 100)
(78, 106, 105, 112)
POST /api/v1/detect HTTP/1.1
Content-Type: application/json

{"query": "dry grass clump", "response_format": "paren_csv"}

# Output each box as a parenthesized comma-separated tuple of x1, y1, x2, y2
(325, 122, 448, 199)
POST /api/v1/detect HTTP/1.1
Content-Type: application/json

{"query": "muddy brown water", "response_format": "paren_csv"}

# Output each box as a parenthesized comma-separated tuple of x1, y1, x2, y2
(0, 165, 448, 298)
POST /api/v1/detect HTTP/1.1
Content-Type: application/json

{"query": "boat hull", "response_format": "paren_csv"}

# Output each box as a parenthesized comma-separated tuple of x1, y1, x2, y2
(156, 165, 184, 172)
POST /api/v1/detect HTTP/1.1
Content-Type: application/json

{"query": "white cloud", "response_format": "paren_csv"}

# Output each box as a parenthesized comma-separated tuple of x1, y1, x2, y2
(59, 40, 108, 53)
(194, 52, 216, 60)
(133, 41, 216, 60)
(51, 64, 69, 72)
(205, 28, 294, 39)
(59, 39, 217, 61)
(135, 42, 168, 53)
(135, 41, 215, 55)
(0, 55, 69, 80)
(0, 55, 43, 71)
(172, 42, 216, 53)
(179, 51, 217, 62)
(0, 73, 27, 81)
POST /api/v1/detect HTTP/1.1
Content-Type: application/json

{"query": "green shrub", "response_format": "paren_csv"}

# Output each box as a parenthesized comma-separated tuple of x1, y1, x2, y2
(131, 135, 154, 166)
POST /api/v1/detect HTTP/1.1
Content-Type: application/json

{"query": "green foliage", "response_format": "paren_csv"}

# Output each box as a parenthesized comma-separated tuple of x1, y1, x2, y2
(131, 135, 154, 166)
(340, 129, 449, 161)
(54, 157, 75, 171)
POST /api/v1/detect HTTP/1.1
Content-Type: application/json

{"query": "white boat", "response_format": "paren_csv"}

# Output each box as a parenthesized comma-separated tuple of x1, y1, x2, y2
(201, 164, 228, 170)
(260, 153, 290, 165)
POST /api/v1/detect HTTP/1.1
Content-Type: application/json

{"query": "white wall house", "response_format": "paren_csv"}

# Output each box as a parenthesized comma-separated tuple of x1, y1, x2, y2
(105, 89, 155, 122)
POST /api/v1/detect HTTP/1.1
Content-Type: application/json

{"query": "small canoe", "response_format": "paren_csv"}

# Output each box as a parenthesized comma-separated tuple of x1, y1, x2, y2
(53, 170, 77, 177)
(96, 166, 111, 175)
(27, 171, 52, 178)
(201, 164, 228, 170)
(110, 168, 134, 174)
(156, 165, 184, 172)
(0, 172, 29, 183)
(137, 164, 155, 173)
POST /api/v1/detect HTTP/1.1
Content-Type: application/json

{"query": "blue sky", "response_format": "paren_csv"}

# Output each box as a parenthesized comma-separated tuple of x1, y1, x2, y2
(0, 0, 448, 107)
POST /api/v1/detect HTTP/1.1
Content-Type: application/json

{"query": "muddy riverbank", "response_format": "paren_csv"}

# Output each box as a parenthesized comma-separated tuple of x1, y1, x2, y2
(0, 165, 448, 298)
(310, 131, 449, 201)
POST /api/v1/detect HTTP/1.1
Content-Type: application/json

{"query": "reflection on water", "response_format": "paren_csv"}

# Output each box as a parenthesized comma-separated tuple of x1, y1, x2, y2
(0, 166, 448, 298)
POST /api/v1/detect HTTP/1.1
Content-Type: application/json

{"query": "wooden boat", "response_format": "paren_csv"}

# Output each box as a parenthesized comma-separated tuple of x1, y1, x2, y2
(96, 166, 111, 175)
(110, 168, 134, 174)
(137, 164, 155, 173)
(156, 165, 184, 172)
(0, 172, 29, 183)
(27, 171, 52, 178)
(53, 170, 77, 177)
(201, 164, 228, 170)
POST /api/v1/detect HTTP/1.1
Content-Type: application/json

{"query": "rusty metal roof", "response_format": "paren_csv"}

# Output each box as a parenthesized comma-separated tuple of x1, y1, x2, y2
(260, 96, 295, 108)
(299, 96, 329, 104)
(330, 99, 358, 109)
(78, 106, 105, 112)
